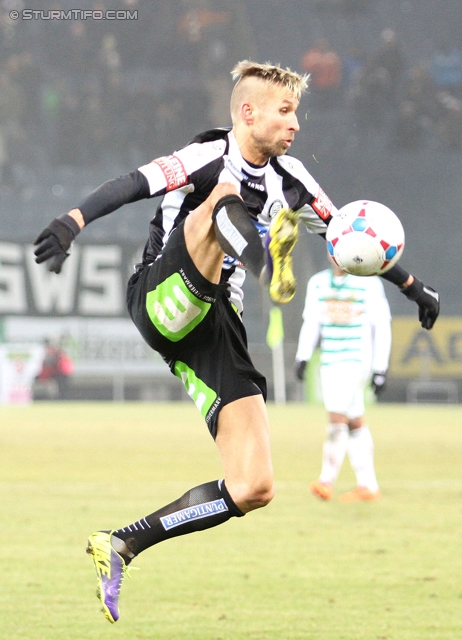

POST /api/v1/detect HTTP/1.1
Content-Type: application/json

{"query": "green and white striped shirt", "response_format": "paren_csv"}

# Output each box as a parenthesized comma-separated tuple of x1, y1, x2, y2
(296, 268, 392, 371)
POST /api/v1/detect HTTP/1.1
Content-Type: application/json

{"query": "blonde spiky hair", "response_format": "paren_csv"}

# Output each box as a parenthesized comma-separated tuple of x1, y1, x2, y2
(231, 60, 309, 100)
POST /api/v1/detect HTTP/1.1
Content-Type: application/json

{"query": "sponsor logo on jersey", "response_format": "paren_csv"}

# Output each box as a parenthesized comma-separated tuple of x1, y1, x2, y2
(224, 156, 249, 182)
(246, 180, 265, 191)
(311, 187, 333, 220)
(326, 299, 362, 324)
(154, 155, 188, 191)
(206, 396, 222, 424)
(146, 272, 212, 341)
(160, 499, 228, 530)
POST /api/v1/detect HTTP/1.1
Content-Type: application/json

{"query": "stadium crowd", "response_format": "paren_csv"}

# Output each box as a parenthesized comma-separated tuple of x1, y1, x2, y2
(301, 29, 462, 151)
(0, 0, 239, 186)
(0, 0, 461, 192)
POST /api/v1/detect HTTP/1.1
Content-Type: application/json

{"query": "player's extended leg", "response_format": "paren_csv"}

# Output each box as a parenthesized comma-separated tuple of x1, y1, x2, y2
(309, 417, 349, 501)
(95, 397, 271, 548)
(87, 395, 272, 623)
(87, 479, 244, 623)
(183, 182, 264, 284)
(214, 393, 274, 512)
(184, 183, 300, 304)
(109, 396, 272, 551)
(311, 362, 355, 500)
(339, 420, 381, 503)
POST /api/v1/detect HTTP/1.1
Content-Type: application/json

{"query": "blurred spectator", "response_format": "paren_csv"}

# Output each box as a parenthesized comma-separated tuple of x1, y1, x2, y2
(35, 338, 74, 400)
(0, 66, 25, 185)
(389, 100, 425, 150)
(125, 79, 160, 160)
(98, 34, 121, 79)
(152, 92, 186, 152)
(400, 63, 441, 125)
(349, 60, 391, 129)
(40, 78, 64, 163)
(66, 22, 98, 80)
(177, 5, 232, 125)
(436, 92, 462, 150)
(38, 3, 64, 63)
(367, 28, 406, 105)
(430, 41, 462, 98)
(10, 52, 44, 137)
(101, 71, 130, 160)
(115, 0, 155, 72)
(83, 91, 110, 166)
(0, 2, 29, 62)
(178, 6, 230, 50)
(52, 92, 91, 167)
(301, 38, 343, 109)
(342, 46, 367, 96)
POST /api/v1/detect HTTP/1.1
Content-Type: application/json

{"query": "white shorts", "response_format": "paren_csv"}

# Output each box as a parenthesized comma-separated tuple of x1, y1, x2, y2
(320, 362, 370, 419)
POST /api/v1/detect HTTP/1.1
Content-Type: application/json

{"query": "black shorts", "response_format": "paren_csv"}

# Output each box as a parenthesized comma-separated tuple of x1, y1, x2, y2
(126, 222, 266, 438)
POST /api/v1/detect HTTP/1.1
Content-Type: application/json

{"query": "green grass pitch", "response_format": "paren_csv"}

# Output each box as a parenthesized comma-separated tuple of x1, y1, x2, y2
(1, 401, 462, 639)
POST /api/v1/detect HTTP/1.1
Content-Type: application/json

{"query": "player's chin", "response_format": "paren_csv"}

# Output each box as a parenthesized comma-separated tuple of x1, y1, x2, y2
(274, 145, 289, 157)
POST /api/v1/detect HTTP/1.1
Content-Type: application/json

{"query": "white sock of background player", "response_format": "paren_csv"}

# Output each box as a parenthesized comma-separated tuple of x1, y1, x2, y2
(318, 423, 349, 486)
(347, 426, 379, 492)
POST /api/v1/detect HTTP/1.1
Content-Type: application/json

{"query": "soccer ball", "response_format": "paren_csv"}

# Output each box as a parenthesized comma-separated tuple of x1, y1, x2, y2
(326, 200, 405, 276)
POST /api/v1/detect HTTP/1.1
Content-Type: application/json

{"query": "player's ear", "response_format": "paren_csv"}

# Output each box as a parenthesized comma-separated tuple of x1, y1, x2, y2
(241, 102, 254, 125)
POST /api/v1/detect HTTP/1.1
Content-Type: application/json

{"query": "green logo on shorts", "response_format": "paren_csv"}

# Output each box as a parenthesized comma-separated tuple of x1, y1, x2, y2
(174, 361, 217, 418)
(146, 272, 211, 341)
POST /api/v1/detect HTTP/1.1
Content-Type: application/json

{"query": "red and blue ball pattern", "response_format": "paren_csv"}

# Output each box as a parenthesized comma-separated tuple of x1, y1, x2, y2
(327, 208, 404, 272)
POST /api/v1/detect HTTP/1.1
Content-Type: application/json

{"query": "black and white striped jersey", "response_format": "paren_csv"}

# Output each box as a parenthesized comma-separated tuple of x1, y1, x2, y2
(138, 127, 339, 313)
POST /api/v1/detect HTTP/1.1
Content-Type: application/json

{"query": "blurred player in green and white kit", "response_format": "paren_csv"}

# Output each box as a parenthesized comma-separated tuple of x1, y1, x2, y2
(295, 255, 392, 502)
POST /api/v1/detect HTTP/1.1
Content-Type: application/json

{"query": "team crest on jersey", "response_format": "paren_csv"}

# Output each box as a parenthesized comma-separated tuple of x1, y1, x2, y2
(311, 187, 333, 221)
(154, 155, 188, 191)
(268, 200, 284, 219)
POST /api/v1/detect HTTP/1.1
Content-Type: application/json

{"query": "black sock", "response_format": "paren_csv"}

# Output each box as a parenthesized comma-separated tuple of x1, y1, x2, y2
(212, 194, 265, 278)
(112, 480, 244, 557)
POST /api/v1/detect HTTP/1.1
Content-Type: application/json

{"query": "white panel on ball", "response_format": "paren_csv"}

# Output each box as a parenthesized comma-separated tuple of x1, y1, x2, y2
(326, 200, 405, 276)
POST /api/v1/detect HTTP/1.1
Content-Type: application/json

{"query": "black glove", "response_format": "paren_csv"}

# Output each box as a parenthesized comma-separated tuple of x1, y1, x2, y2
(400, 277, 440, 330)
(295, 360, 307, 381)
(371, 371, 387, 396)
(34, 214, 80, 274)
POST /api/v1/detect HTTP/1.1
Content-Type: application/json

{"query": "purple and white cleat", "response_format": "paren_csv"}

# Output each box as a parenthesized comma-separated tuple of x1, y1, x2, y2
(86, 530, 131, 623)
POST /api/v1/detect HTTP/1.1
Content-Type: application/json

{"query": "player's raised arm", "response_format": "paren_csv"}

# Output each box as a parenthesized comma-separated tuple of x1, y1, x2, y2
(380, 263, 440, 330)
(34, 169, 151, 273)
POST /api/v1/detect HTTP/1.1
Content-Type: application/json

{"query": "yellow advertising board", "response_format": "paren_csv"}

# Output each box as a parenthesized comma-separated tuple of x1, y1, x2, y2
(389, 316, 462, 378)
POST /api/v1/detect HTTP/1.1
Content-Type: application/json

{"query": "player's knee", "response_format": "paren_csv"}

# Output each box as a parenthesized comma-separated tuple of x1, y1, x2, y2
(250, 482, 275, 510)
(231, 478, 275, 513)
(189, 183, 240, 226)
(209, 182, 240, 210)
